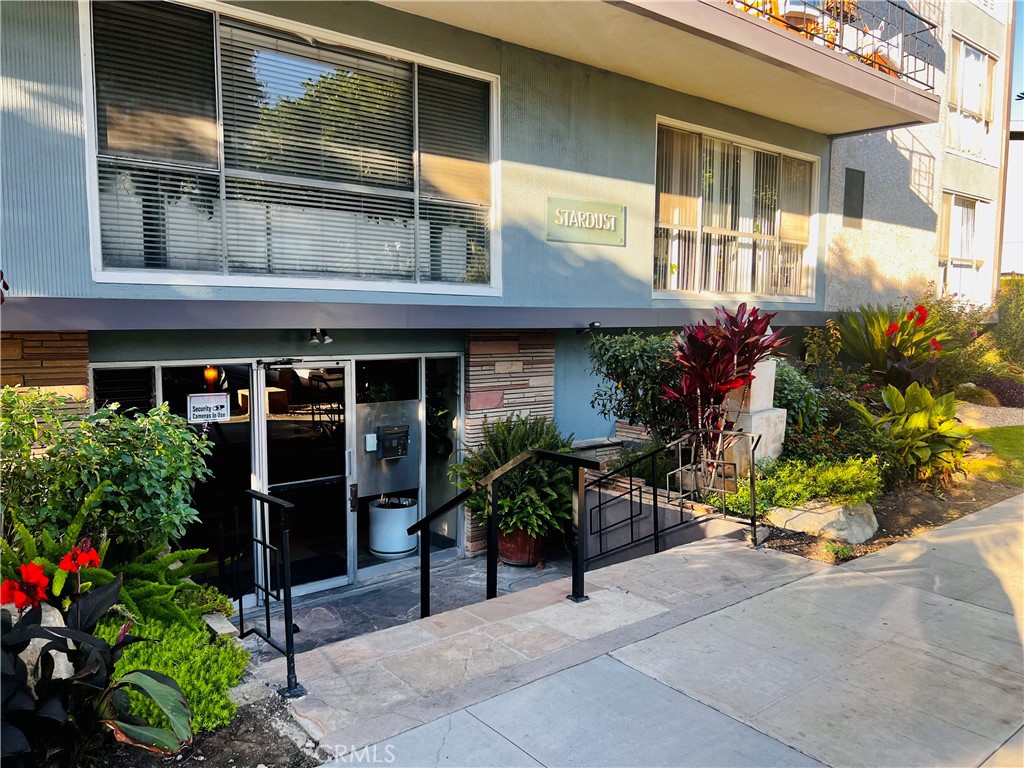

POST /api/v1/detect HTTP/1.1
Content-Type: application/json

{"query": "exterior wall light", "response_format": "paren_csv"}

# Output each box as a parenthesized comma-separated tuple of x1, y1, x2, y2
(309, 328, 333, 345)
(576, 321, 602, 335)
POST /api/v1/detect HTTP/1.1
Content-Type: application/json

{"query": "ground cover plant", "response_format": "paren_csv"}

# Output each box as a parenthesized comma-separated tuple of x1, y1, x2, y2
(96, 619, 248, 734)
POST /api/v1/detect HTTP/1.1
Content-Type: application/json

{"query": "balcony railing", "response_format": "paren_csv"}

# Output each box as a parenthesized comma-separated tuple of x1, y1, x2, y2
(729, 0, 938, 91)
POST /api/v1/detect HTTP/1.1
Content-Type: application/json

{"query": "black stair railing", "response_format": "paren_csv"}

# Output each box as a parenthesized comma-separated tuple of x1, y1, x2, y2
(408, 449, 605, 618)
(584, 429, 762, 566)
(235, 489, 305, 698)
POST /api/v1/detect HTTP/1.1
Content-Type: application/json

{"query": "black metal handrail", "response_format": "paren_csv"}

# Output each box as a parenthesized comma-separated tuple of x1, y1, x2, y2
(236, 489, 304, 698)
(585, 430, 763, 565)
(409, 448, 605, 617)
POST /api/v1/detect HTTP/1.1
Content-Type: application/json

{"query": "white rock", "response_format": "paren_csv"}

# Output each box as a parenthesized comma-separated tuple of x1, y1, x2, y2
(18, 603, 75, 697)
(767, 501, 878, 544)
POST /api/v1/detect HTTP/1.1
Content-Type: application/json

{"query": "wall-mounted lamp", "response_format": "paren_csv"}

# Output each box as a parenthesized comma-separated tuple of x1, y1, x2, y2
(203, 365, 219, 393)
(576, 321, 602, 335)
(308, 328, 333, 345)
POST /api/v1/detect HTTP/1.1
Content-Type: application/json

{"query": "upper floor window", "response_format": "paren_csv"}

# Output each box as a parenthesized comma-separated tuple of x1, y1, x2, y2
(937, 192, 987, 303)
(947, 38, 998, 162)
(654, 125, 814, 297)
(91, 2, 493, 287)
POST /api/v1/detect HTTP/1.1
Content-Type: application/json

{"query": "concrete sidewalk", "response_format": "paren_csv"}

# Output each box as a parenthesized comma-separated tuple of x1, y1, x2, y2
(255, 495, 1023, 768)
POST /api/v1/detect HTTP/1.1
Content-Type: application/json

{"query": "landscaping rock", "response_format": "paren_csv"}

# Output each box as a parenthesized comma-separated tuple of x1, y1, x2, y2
(19, 603, 75, 695)
(767, 501, 878, 544)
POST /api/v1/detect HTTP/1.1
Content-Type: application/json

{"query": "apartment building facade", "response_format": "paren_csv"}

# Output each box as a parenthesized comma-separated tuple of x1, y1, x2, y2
(4, 0, 1004, 595)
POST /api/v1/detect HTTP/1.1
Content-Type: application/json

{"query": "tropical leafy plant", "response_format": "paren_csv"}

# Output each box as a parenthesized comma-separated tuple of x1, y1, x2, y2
(848, 383, 971, 482)
(449, 415, 574, 538)
(661, 303, 788, 442)
(1, 574, 193, 767)
(1, 387, 212, 548)
(2, 501, 221, 630)
(587, 330, 684, 444)
(836, 304, 956, 390)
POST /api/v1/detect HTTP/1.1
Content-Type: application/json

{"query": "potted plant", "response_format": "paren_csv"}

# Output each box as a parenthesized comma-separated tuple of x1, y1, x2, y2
(449, 415, 574, 566)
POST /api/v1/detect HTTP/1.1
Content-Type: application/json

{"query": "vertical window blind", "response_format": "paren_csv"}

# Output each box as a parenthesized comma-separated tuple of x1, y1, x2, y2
(93, 3, 492, 286)
(655, 125, 813, 297)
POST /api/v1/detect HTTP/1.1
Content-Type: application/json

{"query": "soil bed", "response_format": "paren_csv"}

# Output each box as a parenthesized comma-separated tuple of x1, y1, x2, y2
(761, 473, 1021, 564)
(101, 694, 322, 768)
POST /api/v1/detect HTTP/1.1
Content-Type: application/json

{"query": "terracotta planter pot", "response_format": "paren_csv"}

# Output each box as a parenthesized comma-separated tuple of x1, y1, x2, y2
(498, 528, 546, 567)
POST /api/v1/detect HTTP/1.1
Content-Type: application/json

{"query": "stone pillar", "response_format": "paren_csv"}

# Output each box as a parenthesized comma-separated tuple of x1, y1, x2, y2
(730, 358, 786, 476)
(462, 330, 555, 555)
(0, 332, 89, 399)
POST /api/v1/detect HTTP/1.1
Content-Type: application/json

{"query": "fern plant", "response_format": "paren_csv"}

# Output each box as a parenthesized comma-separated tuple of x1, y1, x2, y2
(449, 415, 574, 538)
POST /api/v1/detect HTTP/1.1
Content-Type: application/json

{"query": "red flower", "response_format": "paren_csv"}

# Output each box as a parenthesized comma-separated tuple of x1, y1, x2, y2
(929, 337, 942, 352)
(912, 304, 928, 327)
(907, 311, 914, 321)
(885, 322, 900, 337)
(1, 563, 49, 611)
(58, 540, 101, 573)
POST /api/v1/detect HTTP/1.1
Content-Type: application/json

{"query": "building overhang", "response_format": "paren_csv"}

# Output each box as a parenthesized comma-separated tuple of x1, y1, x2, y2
(375, 0, 940, 135)
(0, 297, 832, 332)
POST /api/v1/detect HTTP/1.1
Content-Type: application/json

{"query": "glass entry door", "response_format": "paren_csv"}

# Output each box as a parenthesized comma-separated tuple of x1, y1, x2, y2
(259, 362, 353, 588)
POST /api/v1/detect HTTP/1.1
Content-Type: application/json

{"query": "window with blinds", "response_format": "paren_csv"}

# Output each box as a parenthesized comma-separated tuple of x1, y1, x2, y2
(92, 3, 492, 287)
(654, 125, 814, 297)
(947, 38, 998, 162)
(938, 192, 982, 300)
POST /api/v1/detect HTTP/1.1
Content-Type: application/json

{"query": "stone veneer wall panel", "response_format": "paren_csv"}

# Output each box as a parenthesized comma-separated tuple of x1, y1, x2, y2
(462, 330, 556, 554)
(0, 331, 89, 397)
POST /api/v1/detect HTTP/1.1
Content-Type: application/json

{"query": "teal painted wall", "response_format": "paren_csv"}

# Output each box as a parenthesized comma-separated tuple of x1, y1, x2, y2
(553, 330, 615, 441)
(3, 0, 830, 314)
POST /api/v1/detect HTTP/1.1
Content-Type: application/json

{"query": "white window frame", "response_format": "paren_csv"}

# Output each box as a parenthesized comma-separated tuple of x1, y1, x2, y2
(945, 35, 999, 166)
(78, 0, 502, 297)
(652, 116, 819, 304)
(937, 190, 989, 300)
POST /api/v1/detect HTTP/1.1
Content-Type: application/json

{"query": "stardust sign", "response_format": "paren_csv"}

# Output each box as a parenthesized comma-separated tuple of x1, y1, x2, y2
(545, 197, 626, 246)
(187, 393, 230, 424)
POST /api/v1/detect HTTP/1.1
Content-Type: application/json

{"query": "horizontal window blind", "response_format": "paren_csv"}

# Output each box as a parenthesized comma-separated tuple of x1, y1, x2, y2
(93, 367, 156, 412)
(93, 2, 217, 167)
(225, 178, 416, 280)
(92, 3, 493, 286)
(220, 25, 414, 190)
(418, 68, 491, 205)
(98, 162, 223, 272)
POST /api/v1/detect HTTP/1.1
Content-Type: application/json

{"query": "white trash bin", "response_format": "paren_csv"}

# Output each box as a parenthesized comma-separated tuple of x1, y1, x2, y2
(368, 498, 418, 560)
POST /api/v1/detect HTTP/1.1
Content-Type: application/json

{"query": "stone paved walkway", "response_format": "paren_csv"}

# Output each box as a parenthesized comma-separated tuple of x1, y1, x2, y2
(252, 495, 1023, 768)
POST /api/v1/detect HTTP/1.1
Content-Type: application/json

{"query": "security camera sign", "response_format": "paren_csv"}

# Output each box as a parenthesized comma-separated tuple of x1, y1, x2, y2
(187, 393, 230, 424)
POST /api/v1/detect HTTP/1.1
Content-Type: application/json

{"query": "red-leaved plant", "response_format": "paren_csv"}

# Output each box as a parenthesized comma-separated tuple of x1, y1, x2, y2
(661, 304, 788, 457)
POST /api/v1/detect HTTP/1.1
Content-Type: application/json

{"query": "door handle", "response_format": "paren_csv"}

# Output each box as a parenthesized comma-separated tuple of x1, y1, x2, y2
(349, 483, 358, 516)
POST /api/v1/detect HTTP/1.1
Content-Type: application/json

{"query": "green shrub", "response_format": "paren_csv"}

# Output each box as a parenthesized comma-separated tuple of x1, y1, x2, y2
(992, 276, 1024, 366)
(0, 388, 212, 547)
(174, 583, 233, 619)
(97, 619, 249, 733)
(773, 362, 825, 430)
(954, 384, 1000, 407)
(449, 415, 574, 538)
(719, 456, 883, 516)
(765, 457, 883, 508)
(916, 286, 997, 392)
(849, 383, 971, 483)
(587, 330, 685, 443)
